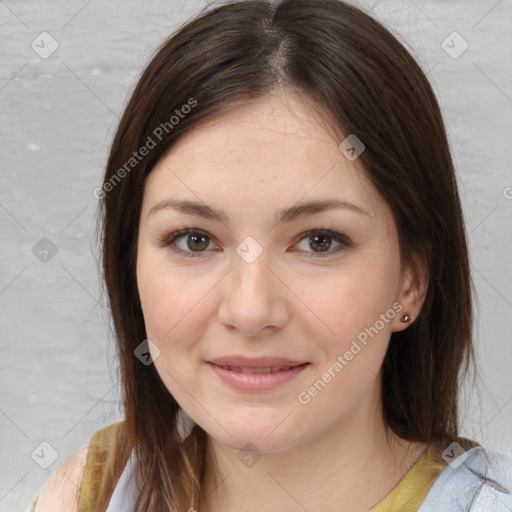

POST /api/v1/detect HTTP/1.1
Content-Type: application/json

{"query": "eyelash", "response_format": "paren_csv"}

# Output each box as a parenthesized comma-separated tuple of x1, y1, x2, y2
(157, 227, 351, 258)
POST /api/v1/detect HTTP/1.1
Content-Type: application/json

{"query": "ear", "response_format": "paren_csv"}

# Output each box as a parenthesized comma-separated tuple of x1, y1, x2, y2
(392, 257, 429, 332)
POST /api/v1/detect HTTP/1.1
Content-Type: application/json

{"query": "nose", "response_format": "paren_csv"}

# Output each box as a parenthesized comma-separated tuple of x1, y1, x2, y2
(217, 252, 290, 337)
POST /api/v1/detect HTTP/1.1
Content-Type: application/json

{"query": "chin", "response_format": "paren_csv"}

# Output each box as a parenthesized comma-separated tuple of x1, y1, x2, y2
(207, 422, 300, 454)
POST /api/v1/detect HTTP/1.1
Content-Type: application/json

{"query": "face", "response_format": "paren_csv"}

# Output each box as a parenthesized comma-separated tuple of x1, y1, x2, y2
(136, 91, 421, 453)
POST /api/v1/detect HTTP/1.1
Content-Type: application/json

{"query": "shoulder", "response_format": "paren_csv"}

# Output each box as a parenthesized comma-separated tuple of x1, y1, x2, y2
(34, 443, 89, 512)
(420, 446, 512, 511)
(33, 421, 132, 512)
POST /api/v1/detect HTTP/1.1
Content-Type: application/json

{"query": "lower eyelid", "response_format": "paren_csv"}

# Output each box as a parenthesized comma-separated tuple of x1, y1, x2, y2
(294, 236, 349, 255)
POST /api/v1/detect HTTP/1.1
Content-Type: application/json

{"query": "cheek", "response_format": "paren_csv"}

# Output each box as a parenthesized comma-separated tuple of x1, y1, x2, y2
(305, 271, 397, 331)
(295, 276, 397, 415)
(137, 261, 211, 399)
(138, 266, 172, 339)
(137, 257, 216, 349)
(136, 241, 235, 397)
(296, 260, 400, 364)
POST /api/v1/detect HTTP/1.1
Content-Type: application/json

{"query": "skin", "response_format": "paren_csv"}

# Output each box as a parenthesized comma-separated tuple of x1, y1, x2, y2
(35, 444, 88, 511)
(135, 90, 430, 512)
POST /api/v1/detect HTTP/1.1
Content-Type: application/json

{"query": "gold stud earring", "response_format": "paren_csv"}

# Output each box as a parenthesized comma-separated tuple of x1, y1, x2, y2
(400, 313, 414, 323)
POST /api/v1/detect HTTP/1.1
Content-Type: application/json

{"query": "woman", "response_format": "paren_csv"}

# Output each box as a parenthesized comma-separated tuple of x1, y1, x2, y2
(32, 0, 512, 510)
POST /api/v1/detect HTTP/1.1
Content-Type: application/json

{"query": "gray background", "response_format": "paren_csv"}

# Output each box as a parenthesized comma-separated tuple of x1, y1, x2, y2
(1, 0, 511, 510)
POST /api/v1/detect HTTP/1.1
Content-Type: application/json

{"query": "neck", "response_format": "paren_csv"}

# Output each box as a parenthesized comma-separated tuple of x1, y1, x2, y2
(198, 389, 427, 512)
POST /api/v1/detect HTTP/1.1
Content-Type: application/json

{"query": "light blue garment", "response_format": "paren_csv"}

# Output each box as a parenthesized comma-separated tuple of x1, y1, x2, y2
(107, 446, 512, 511)
(106, 451, 137, 511)
(418, 446, 512, 511)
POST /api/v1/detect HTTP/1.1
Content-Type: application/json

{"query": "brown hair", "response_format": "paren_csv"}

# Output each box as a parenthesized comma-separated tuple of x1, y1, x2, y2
(98, 0, 477, 509)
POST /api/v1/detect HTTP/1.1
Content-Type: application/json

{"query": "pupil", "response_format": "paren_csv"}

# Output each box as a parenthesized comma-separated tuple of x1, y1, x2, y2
(311, 234, 331, 252)
(188, 234, 208, 251)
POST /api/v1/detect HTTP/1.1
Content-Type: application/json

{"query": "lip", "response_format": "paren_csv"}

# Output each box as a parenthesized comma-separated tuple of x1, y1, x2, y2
(206, 358, 310, 392)
(207, 356, 307, 368)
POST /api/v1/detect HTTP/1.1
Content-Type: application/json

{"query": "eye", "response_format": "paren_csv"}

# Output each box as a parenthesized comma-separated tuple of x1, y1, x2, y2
(160, 228, 217, 257)
(293, 229, 351, 256)
(158, 227, 351, 258)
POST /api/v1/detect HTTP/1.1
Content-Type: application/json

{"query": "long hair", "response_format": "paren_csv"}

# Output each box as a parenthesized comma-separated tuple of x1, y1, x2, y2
(98, 1, 477, 509)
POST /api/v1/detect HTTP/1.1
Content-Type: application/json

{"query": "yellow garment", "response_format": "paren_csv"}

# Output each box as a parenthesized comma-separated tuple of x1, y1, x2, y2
(77, 421, 132, 510)
(30, 421, 131, 512)
(369, 442, 447, 512)
(30, 423, 447, 511)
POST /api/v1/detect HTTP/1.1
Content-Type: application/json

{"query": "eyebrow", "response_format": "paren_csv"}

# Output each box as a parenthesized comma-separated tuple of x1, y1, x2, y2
(148, 198, 371, 224)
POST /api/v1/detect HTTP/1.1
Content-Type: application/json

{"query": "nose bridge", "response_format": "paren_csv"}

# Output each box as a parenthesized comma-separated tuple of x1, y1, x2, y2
(217, 239, 289, 335)
(234, 248, 271, 292)
(231, 241, 276, 305)
(232, 234, 273, 291)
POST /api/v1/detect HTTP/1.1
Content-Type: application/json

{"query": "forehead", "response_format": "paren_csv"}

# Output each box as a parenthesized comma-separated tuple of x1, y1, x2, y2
(142, 91, 380, 217)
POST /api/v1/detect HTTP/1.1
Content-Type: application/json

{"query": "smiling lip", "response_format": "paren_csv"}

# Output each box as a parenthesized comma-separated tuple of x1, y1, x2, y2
(206, 356, 309, 392)
(208, 356, 307, 368)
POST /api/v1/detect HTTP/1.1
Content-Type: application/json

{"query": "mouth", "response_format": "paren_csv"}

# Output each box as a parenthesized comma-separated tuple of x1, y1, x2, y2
(207, 355, 308, 368)
(206, 359, 310, 392)
(211, 364, 307, 373)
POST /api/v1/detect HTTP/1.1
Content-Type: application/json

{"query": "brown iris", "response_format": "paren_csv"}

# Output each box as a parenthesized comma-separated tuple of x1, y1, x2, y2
(187, 233, 209, 251)
(309, 233, 332, 252)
